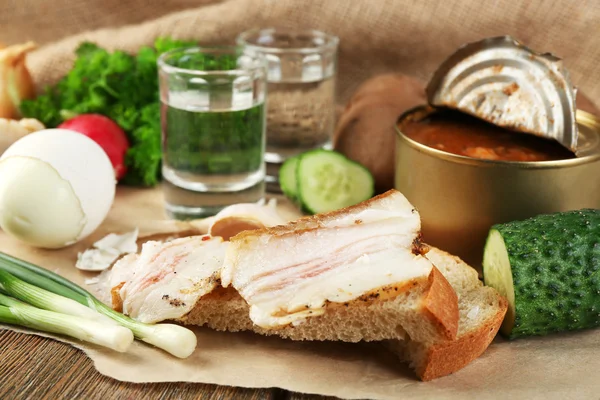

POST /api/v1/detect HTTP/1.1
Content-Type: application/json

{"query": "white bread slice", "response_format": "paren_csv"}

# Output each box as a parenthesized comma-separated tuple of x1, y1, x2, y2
(176, 247, 506, 381)
(385, 248, 507, 380)
(178, 266, 455, 343)
(216, 190, 459, 343)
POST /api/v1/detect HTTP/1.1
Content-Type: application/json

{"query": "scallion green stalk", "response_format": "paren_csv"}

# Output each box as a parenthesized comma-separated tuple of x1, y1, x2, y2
(0, 252, 197, 358)
(0, 270, 117, 325)
(0, 293, 133, 352)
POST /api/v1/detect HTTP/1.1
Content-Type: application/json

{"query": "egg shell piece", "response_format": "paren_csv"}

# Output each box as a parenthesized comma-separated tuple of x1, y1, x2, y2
(93, 228, 139, 254)
(76, 247, 121, 271)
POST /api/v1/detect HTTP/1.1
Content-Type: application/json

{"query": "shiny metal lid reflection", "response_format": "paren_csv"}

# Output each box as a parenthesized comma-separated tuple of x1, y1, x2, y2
(426, 36, 579, 153)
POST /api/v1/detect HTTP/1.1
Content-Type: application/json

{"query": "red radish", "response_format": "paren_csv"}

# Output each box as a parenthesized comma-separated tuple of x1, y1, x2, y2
(59, 114, 129, 180)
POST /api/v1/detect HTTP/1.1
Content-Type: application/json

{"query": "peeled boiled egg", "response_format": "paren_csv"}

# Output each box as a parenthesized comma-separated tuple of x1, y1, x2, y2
(0, 129, 116, 248)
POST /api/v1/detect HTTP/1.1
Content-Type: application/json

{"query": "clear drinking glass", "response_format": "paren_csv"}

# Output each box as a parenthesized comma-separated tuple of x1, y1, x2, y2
(158, 46, 267, 219)
(237, 28, 339, 192)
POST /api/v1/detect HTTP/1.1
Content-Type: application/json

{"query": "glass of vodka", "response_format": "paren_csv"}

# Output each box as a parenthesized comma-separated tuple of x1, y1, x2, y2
(237, 29, 339, 192)
(158, 46, 267, 219)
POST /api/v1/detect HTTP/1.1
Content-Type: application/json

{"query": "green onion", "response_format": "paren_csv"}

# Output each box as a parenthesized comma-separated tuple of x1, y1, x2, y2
(0, 256, 84, 302)
(0, 293, 134, 352)
(0, 252, 197, 358)
(0, 270, 116, 325)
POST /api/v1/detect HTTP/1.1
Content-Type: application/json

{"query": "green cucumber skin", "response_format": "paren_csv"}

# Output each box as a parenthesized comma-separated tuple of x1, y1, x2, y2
(279, 156, 300, 202)
(493, 209, 600, 339)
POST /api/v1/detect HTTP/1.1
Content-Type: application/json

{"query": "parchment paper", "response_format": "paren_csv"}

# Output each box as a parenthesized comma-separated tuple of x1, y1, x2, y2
(1, 187, 599, 400)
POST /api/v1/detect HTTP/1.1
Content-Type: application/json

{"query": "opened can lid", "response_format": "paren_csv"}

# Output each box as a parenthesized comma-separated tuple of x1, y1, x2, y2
(426, 36, 579, 152)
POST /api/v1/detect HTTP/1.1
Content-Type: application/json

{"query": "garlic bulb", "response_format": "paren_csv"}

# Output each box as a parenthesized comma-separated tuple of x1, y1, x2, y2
(0, 42, 36, 119)
(0, 117, 45, 155)
(208, 199, 287, 240)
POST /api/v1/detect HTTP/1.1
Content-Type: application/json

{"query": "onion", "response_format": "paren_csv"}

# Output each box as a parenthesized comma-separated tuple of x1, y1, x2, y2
(0, 42, 36, 119)
(0, 129, 116, 248)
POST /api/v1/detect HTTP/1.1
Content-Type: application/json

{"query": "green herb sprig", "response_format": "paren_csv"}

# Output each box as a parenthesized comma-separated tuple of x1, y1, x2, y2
(20, 37, 197, 186)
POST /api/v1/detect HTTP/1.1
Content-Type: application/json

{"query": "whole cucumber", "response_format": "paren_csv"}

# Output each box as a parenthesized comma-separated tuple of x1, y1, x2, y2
(483, 209, 600, 339)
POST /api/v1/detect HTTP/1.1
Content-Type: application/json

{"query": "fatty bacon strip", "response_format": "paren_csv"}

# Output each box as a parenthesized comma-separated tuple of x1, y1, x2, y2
(109, 190, 438, 328)
(110, 235, 227, 323)
(221, 190, 434, 328)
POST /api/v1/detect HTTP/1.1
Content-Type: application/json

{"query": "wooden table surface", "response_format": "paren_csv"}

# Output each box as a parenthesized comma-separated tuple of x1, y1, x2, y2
(0, 330, 336, 400)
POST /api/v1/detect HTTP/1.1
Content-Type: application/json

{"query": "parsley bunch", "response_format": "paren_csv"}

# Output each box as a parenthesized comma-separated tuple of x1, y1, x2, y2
(20, 37, 197, 186)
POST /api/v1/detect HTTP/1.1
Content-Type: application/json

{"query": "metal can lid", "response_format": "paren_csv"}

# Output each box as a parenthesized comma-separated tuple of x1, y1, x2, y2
(426, 36, 579, 152)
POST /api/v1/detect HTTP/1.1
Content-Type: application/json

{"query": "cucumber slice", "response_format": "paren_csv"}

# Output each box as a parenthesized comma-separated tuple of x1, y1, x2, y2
(482, 229, 516, 336)
(279, 156, 299, 202)
(296, 150, 374, 214)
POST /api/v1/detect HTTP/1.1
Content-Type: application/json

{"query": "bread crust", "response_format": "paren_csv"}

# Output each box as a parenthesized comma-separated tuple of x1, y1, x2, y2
(111, 282, 125, 313)
(422, 266, 459, 340)
(419, 295, 507, 381)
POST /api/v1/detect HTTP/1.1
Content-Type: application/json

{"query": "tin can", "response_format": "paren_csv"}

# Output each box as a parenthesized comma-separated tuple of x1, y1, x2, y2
(394, 106, 600, 268)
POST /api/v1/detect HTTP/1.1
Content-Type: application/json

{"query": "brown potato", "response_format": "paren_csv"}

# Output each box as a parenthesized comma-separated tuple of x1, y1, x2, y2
(333, 74, 426, 193)
(334, 73, 599, 194)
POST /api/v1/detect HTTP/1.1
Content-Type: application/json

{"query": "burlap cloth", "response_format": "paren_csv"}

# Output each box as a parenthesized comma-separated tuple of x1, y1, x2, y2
(2, 0, 599, 104)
